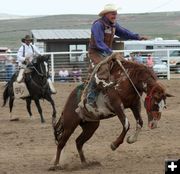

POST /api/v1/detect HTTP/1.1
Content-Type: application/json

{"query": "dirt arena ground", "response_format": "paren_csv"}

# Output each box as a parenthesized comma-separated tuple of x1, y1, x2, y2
(0, 80, 180, 174)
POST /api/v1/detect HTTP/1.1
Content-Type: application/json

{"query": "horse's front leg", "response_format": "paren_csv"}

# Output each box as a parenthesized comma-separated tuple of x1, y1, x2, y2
(127, 102, 143, 144)
(34, 99, 45, 123)
(106, 90, 130, 151)
(45, 95, 57, 126)
(110, 103, 130, 151)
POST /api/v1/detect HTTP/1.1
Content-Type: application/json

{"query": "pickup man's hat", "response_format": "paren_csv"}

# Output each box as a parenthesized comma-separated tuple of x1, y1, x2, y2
(99, 4, 119, 17)
(21, 35, 33, 43)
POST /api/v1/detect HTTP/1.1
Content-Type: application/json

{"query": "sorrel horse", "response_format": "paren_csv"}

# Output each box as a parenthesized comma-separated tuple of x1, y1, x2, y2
(2, 55, 56, 123)
(50, 53, 172, 170)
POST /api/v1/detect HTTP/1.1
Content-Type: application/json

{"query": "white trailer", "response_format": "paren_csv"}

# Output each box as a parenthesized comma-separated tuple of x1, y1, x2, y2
(123, 38, 180, 57)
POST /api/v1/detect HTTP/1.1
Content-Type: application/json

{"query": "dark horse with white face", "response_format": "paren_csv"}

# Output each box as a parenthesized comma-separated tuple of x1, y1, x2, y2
(50, 53, 172, 170)
(2, 55, 56, 123)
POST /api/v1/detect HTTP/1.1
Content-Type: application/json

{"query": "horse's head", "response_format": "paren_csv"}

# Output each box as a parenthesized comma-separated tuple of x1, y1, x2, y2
(33, 55, 50, 77)
(144, 82, 173, 129)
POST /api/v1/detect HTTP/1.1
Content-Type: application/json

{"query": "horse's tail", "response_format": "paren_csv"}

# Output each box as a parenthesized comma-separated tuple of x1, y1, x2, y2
(2, 73, 17, 107)
(2, 83, 10, 107)
(53, 114, 64, 144)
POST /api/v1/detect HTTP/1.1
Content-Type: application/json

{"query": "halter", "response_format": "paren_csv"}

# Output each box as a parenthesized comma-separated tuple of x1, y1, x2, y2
(144, 85, 166, 121)
(144, 85, 156, 113)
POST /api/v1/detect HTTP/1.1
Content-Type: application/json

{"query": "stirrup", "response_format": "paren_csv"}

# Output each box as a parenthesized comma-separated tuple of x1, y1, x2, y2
(50, 88, 57, 94)
(51, 91, 57, 94)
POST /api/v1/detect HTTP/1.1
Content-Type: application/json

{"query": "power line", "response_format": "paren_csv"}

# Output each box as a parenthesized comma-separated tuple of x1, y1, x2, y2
(147, 0, 176, 13)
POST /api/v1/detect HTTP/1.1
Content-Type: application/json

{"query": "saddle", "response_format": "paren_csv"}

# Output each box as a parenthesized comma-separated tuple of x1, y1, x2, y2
(75, 53, 124, 121)
(13, 81, 30, 99)
(13, 68, 33, 99)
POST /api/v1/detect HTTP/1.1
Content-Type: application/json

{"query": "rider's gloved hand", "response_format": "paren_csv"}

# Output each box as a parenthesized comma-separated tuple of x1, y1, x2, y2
(25, 57, 30, 65)
(139, 35, 149, 40)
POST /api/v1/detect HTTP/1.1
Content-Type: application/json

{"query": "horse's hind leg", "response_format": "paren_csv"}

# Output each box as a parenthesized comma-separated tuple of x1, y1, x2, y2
(34, 99, 45, 123)
(9, 96, 19, 121)
(76, 121, 100, 165)
(51, 129, 73, 170)
(26, 98, 32, 117)
(50, 119, 80, 170)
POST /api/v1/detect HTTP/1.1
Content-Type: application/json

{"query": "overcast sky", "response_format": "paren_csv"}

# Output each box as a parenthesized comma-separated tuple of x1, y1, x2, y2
(0, 0, 179, 16)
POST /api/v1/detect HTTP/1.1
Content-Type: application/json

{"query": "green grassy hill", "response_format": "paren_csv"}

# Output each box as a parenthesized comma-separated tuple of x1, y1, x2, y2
(0, 12, 180, 50)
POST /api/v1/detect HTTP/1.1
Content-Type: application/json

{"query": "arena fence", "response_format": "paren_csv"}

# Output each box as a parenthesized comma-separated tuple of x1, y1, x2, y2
(0, 49, 180, 83)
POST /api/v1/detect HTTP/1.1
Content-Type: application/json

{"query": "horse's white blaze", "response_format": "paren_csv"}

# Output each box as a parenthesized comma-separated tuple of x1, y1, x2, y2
(158, 99, 165, 112)
(44, 62, 48, 73)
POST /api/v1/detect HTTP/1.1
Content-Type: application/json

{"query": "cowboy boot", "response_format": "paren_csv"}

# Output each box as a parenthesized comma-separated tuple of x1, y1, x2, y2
(47, 78, 57, 94)
(16, 68, 25, 83)
(85, 79, 99, 110)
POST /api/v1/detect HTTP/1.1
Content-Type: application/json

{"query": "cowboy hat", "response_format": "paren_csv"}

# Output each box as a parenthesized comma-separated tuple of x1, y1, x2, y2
(98, 4, 119, 17)
(21, 35, 33, 43)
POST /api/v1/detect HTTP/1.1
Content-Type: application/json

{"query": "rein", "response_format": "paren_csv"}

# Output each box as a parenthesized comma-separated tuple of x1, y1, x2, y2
(115, 59, 144, 102)
(32, 65, 46, 77)
(115, 59, 161, 118)
(28, 62, 48, 90)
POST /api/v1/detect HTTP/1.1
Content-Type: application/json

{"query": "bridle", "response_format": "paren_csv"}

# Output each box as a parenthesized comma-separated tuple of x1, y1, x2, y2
(144, 85, 156, 113)
(115, 58, 165, 118)
(32, 61, 49, 77)
(144, 85, 166, 120)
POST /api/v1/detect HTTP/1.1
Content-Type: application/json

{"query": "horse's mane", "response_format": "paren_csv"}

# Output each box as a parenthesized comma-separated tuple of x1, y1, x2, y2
(111, 59, 157, 83)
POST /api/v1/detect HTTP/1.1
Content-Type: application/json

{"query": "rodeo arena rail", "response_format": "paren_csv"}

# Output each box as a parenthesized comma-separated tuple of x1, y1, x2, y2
(0, 49, 180, 82)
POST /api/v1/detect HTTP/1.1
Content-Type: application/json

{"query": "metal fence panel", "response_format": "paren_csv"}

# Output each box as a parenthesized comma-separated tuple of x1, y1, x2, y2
(1, 49, 180, 83)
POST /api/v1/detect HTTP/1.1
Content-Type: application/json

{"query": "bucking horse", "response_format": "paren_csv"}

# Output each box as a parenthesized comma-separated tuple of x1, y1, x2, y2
(50, 53, 172, 170)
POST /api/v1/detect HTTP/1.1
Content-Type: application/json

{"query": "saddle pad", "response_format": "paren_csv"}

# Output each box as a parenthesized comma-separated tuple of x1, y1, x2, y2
(13, 82, 30, 99)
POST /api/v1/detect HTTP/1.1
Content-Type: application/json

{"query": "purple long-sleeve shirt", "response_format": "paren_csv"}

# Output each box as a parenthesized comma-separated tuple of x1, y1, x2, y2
(90, 17, 140, 55)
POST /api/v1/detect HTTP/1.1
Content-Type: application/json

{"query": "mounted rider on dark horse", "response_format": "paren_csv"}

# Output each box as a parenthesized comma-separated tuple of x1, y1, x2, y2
(2, 35, 57, 123)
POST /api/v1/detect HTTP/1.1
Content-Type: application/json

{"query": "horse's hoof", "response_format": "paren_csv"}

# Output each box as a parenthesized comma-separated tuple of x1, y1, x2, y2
(10, 117, 20, 121)
(29, 116, 35, 120)
(48, 165, 62, 171)
(41, 120, 45, 123)
(81, 161, 88, 168)
(89, 161, 102, 166)
(110, 143, 117, 151)
(127, 135, 136, 144)
(81, 161, 101, 168)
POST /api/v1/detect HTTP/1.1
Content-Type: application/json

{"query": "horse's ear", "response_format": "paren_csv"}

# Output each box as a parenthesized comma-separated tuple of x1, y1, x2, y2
(166, 93, 174, 97)
(43, 55, 50, 61)
(46, 55, 50, 61)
